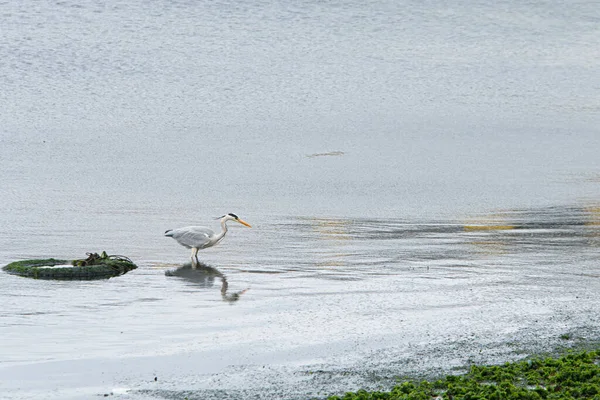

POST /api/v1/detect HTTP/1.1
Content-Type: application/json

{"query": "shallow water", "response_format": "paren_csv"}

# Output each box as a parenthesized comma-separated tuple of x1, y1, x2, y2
(2, 208, 600, 399)
(1, 0, 600, 399)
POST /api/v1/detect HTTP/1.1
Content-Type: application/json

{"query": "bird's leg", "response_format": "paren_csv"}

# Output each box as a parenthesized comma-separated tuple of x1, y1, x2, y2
(191, 248, 199, 269)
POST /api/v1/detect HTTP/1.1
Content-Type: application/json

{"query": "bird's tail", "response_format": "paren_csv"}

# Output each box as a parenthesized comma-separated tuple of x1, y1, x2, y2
(164, 229, 174, 237)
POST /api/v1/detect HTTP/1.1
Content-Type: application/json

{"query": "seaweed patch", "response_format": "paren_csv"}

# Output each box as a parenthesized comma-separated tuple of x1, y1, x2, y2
(3, 252, 137, 280)
(328, 350, 600, 400)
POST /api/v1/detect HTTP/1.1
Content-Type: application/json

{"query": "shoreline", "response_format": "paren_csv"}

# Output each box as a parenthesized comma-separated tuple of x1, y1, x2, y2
(5, 325, 595, 400)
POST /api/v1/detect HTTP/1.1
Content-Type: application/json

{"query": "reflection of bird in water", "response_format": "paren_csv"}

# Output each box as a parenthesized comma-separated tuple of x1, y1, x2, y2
(165, 213, 251, 268)
(165, 262, 249, 303)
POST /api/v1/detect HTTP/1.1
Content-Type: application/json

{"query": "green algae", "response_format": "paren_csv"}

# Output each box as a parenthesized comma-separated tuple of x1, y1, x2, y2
(2, 253, 137, 280)
(328, 350, 600, 400)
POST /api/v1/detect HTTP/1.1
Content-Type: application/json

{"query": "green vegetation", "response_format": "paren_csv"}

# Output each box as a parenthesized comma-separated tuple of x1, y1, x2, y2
(3, 258, 68, 277)
(3, 252, 137, 280)
(328, 350, 600, 400)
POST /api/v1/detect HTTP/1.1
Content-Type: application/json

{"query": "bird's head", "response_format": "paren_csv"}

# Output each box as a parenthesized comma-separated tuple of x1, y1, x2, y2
(220, 213, 252, 227)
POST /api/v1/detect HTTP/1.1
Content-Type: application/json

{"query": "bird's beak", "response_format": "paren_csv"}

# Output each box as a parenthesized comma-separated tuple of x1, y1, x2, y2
(237, 219, 252, 228)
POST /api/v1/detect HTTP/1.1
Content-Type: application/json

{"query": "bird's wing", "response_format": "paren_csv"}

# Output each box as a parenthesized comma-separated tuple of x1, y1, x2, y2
(169, 226, 215, 249)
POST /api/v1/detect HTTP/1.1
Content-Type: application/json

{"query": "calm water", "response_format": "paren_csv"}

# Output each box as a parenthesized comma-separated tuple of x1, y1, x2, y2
(1, 0, 599, 399)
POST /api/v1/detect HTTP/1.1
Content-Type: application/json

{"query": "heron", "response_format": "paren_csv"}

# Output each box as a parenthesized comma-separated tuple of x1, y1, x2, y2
(165, 213, 251, 268)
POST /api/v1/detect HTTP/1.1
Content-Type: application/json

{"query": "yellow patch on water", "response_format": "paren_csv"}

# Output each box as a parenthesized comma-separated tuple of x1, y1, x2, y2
(584, 206, 600, 226)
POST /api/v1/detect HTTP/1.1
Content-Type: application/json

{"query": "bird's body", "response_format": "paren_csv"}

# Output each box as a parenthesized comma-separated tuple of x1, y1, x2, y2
(165, 226, 221, 249)
(165, 213, 251, 268)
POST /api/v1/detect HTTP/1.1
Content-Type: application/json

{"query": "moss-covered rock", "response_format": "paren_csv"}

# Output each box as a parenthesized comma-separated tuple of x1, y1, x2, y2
(2, 253, 137, 280)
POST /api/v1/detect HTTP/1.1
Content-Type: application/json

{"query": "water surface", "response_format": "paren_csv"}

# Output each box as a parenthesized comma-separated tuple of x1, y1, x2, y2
(1, 0, 599, 399)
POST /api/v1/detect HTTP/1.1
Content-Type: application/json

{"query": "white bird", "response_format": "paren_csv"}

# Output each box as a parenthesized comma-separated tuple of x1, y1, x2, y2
(165, 213, 252, 268)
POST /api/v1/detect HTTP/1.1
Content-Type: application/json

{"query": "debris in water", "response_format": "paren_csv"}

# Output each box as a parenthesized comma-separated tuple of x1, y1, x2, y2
(307, 151, 345, 158)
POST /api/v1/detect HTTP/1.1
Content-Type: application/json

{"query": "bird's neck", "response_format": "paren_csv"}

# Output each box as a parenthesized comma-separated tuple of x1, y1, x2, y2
(214, 219, 228, 242)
